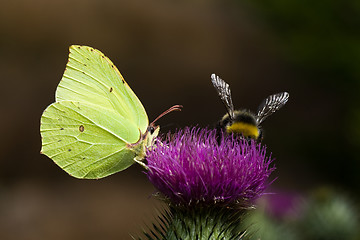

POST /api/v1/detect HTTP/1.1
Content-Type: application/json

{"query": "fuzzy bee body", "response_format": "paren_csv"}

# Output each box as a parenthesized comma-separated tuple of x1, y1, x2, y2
(218, 110, 261, 139)
(211, 74, 289, 140)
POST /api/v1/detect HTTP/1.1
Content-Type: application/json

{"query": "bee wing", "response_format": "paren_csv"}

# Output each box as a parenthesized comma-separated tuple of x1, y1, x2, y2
(211, 73, 235, 120)
(256, 92, 289, 124)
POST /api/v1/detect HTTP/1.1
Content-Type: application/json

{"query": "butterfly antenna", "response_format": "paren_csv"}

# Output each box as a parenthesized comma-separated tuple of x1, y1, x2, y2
(151, 105, 183, 125)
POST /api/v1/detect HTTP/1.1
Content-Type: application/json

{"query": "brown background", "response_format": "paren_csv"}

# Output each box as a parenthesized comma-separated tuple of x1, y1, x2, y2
(0, 0, 359, 239)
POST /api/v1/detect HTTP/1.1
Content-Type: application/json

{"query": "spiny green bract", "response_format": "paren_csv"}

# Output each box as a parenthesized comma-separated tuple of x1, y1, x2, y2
(138, 206, 247, 240)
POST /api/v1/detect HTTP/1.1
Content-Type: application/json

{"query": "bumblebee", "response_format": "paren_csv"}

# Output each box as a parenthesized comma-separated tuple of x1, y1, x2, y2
(211, 73, 289, 140)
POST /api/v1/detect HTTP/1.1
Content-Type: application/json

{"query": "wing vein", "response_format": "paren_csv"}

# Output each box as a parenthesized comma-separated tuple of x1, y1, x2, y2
(81, 147, 128, 178)
(54, 103, 130, 143)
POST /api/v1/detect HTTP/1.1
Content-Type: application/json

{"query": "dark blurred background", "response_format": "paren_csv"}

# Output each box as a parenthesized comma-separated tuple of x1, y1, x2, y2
(1, 0, 359, 239)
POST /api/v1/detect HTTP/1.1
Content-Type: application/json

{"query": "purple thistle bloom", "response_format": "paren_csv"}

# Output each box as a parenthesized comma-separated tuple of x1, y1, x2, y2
(146, 127, 275, 206)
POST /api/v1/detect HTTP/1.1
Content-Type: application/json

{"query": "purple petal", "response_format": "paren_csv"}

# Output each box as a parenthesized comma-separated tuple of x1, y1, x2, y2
(146, 127, 275, 205)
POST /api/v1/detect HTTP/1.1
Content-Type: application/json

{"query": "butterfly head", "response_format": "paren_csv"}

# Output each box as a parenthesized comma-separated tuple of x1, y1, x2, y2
(145, 104, 183, 146)
(147, 123, 160, 140)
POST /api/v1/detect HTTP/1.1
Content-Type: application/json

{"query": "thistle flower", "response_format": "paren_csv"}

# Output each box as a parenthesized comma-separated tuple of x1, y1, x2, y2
(146, 127, 275, 206)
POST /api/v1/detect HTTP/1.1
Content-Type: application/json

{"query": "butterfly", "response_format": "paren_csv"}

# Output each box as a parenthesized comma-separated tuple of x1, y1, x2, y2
(40, 45, 181, 179)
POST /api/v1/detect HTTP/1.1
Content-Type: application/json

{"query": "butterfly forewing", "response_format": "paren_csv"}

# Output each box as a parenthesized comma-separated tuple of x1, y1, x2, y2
(40, 101, 140, 179)
(55, 45, 149, 134)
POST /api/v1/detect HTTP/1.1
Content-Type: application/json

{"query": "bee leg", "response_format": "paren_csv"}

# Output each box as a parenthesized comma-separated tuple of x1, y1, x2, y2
(257, 129, 264, 142)
(215, 121, 225, 145)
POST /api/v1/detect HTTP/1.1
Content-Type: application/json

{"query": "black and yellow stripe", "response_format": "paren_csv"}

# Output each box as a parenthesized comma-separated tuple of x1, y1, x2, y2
(226, 122, 260, 139)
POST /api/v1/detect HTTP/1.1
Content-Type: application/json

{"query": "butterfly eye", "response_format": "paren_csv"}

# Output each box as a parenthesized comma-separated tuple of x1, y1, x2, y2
(148, 126, 155, 134)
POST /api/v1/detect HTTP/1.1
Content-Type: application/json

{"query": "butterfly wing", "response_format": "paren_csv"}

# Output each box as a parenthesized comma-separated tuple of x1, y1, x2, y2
(40, 46, 149, 179)
(40, 101, 141, 178)
(56, 45, 149, 133)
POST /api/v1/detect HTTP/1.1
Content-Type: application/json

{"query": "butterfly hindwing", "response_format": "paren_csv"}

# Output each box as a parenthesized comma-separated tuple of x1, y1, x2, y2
(40, 100, 141, 179)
